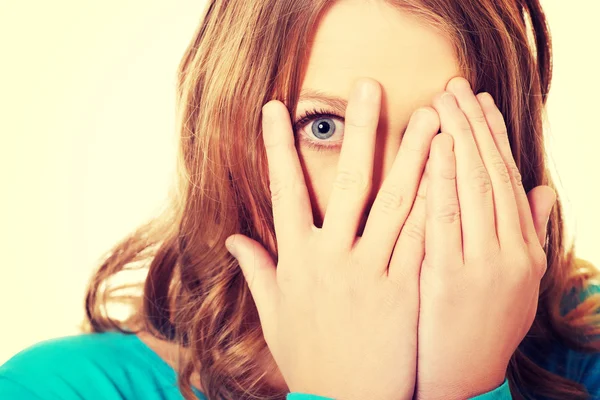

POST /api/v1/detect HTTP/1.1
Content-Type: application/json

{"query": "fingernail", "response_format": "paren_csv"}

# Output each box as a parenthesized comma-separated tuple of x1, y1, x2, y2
(225, 237, 238, 258)
(442, 92, 456, 107)
(356, 79, 377, 101)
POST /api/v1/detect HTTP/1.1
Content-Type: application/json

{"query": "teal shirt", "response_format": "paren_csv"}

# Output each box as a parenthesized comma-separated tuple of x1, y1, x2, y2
(0, 332, 510, 400)
(1, 284, 598, 399)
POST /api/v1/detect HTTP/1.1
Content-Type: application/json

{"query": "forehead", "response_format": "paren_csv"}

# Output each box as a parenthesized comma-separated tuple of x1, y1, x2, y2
(299, 0, 460, 118)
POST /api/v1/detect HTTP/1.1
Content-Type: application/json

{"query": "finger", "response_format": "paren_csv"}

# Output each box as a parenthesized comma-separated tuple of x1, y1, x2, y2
(432, 91, 497, 259)
(426, 133, 463, 269)
(447, 78, 522, 250)
(359, 106, 440, 270)
(262, 100, 313, 254)
(226, 234, 279, 340)
(386, 156, 430, 284)
(475, 92, 540, 247)
(322, 78, 381, 253)
(527, 186, 557, 248)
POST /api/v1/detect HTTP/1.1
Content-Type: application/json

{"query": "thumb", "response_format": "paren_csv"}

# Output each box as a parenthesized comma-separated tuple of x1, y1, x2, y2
(225, 234, 279, 333)
(526, 186, 557, 247)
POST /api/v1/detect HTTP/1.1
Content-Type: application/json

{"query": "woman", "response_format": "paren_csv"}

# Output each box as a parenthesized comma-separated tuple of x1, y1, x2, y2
(1, 0, 599, 399)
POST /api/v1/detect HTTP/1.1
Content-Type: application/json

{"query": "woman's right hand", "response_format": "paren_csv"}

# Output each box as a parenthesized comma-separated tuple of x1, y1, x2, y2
(225, 78, 440, 400)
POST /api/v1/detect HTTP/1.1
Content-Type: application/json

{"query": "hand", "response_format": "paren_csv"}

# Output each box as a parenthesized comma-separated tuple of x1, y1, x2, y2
(414, 77, 557, 399)
(225, 78, 440, 400)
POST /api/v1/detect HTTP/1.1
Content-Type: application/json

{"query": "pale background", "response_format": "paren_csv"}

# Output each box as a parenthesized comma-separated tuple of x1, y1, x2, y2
(0, 1, 598, 364)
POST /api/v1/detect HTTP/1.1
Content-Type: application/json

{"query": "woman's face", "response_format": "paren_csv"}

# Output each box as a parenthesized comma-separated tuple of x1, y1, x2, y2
(294, 0, 461, 235)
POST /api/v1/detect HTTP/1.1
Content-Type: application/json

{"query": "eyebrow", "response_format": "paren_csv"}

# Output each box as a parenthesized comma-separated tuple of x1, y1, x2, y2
(297, 88, 348, 115)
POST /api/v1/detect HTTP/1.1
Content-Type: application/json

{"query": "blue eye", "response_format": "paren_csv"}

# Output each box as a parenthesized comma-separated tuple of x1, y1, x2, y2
(293, 107, 345, 152)
(311, 117, 336, 140)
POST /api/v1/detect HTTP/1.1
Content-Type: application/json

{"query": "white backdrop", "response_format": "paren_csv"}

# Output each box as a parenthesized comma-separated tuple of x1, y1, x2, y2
(1, 1, 599, 364)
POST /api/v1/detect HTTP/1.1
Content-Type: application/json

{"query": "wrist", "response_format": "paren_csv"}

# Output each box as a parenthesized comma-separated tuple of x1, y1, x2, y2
(417, 375, 507, 400)
(453, 376, 508, 400)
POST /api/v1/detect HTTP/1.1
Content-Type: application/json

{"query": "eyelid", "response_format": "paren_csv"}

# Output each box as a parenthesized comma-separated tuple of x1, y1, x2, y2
(293, 106, 345, 129)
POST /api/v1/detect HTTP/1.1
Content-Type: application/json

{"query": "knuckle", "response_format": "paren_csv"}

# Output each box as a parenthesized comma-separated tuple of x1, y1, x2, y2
(375, 186, 406, 214)
(507, 163, 523, 187)
(440, 162, 457, 181)
(264, 138, 293, 153)
(458, 119, 473, 136)
(470, 110, 488, 126)
(401, 137, 428, 156)
(491, 155, 511, 185)
(401, 217, 425, 244)
(434, 201, 461, 224)
(470, 164, 493, 194)
(269, 177, 288, 202)
(345, 118, 370, 129)
(388, 258, 419, 289)
(493, 127, 509, 138)
(345, 113, 377, 130)
(502, 251, 532, 283)
(333, 169, 370, 194)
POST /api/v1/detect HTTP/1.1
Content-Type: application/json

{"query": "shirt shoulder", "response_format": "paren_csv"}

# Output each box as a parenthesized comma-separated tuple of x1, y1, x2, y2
(0, 375, 46, 399)
(0, 331, 206, 400)
(560, 281, 600, 397)
(521, 279, 600, 398)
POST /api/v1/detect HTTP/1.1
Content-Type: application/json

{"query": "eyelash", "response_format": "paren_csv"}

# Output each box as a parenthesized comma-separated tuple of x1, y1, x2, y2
(293, 107, 345, 152)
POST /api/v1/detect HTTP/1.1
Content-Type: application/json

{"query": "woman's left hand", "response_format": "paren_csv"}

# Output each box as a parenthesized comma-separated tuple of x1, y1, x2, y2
(414, 77, 557, 400)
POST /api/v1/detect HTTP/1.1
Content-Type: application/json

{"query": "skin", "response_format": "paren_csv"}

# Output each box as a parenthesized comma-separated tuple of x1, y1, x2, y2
(140, 1, 457, 392)
(142, 0, 557, 396)
(295, 0, 460, 233)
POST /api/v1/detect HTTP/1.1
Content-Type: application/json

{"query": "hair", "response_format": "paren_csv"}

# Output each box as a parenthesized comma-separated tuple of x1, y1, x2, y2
(82, 0, 600, 399)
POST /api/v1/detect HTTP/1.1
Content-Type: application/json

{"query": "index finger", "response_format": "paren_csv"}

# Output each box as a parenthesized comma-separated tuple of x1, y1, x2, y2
(261, 100, 314, 253)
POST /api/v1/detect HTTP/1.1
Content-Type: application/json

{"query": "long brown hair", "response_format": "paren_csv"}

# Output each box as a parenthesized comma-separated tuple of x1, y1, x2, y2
(82, 0, 600, 399)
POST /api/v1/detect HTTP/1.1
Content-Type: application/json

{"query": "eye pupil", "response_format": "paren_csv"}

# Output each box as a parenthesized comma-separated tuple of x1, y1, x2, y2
(311, 118, 335, 139)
